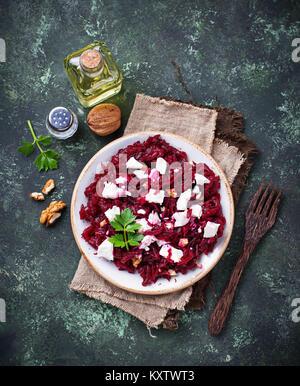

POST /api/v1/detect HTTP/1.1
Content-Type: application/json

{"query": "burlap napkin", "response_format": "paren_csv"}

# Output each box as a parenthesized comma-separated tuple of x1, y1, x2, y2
(70, 94, 258, 331)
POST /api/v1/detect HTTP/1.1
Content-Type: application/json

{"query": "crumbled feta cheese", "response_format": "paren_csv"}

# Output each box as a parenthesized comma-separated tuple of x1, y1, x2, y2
(139, 235, 157, 250)
(136, 218, 152, 233)
(133, 169, 148, 179)
(176, 189, 191, 211)
(156, 157, 168, 175)
(159, 245, 172, 258)
(203, 221, 220, 238)
(193, 185, 200, 194)
(196, 193, 203, 201)
(156, 239, 168, 247)
(101, 181, 132, 199)
(148, 211, 161, 225)
(171, 249, 183, 263)
(145, 189, 165, 204)
(165, 221, 174, 230)
(104, 206, 120, 222)
(137, 209, 146, 215)
(149, 168, 160, 181)
(116, 187, 132, 198)
(198, 227, 202, 233)
(126, 157, 144, 169)
(96, 161, 108, 174)
(194, 173, 210, 185)
(115, 175, 127, 184)
(97, 239, 114, 261)
(101, 182, 119, 199)
(191, 204, 202, 218)
(173, 211, 190, 227)
(124, 190, 132, 197)
(159, 244, 183, 263)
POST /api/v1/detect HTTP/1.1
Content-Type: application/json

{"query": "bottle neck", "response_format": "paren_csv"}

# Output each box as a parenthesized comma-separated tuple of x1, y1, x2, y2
(80, 49, 104, 78)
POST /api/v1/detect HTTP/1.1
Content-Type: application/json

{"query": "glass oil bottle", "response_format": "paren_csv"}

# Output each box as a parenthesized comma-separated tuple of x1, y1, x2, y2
(64, 41, 123, 108)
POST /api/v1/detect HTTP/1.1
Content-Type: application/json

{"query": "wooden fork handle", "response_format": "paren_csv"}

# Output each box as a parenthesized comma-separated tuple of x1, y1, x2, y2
(208, 240, 256, 335)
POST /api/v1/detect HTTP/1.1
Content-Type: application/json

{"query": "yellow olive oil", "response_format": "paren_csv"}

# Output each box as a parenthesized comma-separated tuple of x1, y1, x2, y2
(64, 41, 122, 108)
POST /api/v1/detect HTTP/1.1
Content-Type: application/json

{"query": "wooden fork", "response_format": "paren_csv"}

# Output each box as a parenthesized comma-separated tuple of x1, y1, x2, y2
(208, 181, 283, 336)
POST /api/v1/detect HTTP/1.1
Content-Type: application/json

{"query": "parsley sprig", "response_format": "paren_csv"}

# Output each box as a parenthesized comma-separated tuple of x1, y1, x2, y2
(18, 120, 59, 172)
(108, 208, 144, 251)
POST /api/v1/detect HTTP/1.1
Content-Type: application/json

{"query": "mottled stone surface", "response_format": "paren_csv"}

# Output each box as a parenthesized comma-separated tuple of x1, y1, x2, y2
(0, 0, 299, 366)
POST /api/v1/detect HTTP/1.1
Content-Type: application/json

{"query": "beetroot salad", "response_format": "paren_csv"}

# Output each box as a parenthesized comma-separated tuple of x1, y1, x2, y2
(79, 135, 225, 286)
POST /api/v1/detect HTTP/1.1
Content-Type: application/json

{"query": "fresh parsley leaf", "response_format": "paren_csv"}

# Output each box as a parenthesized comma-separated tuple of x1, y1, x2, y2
(18, 121, 60, 172)
(129, 233, 144, 242)
(34, 150, 59, 172)
(17, 141, 34, 156)
(108, 234, 126, 248)
(110, 216, 125, 232)
(108, 208, 144, 250)
(37, 136, 52, 147)
(44, 149, 59, 162)
(126, 223, 141, 233)
(127, 233, 144, 246)
(120, 208, 136, 226)
(127, 239, 140, 247)
(33, 153, 45, 172)
(47, 156, 59, 170)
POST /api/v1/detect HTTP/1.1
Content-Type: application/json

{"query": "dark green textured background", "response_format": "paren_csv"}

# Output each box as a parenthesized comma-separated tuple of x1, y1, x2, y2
(0, 0, 299, 366)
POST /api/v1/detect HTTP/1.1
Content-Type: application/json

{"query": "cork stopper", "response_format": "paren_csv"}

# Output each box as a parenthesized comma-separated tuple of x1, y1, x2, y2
(80, 49, 104, 74)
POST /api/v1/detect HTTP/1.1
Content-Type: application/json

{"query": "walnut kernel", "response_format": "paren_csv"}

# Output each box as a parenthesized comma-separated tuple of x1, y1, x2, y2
(30, 192, 45, 201)
(42, 179, 55, 194)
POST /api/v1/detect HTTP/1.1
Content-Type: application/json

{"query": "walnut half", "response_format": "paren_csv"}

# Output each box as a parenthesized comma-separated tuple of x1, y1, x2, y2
(40, 200, 66, 226)
(132, 256, 142, 268)
(46, 212, 61, 227)
(42, 179, 55, 194)
(30, 192, 45, 201)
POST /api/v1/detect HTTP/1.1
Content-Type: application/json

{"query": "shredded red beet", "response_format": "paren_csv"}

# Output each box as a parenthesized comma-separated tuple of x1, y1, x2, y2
(80, 135, 225, 286)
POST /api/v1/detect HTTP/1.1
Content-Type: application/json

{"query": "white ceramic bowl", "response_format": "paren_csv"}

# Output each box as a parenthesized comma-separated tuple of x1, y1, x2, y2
(71, 132, 234, 295)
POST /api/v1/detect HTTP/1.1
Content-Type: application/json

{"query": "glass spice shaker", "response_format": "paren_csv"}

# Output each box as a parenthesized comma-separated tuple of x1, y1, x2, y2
(46, 106, 78, 139)
(64, 41, 123, 108)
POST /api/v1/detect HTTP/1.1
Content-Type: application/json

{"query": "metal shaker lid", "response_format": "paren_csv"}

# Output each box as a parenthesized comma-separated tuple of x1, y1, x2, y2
(48, 107, 73, 132)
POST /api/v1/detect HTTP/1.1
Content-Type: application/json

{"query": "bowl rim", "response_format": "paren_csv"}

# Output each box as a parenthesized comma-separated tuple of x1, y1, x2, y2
(70, 131, 235, 295)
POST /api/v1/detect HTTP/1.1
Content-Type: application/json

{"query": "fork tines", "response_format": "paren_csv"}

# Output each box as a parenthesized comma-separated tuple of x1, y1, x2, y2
(246, 181, 283, 220)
